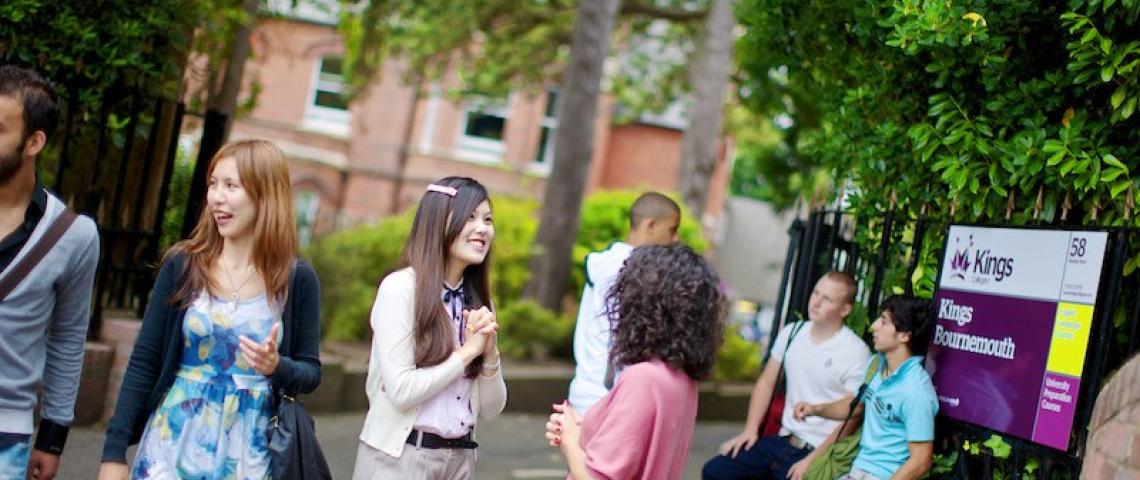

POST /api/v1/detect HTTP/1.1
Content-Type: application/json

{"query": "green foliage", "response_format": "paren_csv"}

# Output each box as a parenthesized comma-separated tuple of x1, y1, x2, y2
(305, 209, 415, 340)
(307, 189, 706, 358)
(306, 195, 536, 341)
(736, 0, 1140, 226)
(953, 435, 1051, 480)
(571, 190, 708, 299)
(735, 1, 1139, 472)
(926, 451, 958, 478)
(486, 195, 540, 309)
(0, 1, 202, 102)
(160, 148, 195, 253)
(338, 0, 709, 116)
(495, 300, 573, 360)
(713, 330, 762, 382)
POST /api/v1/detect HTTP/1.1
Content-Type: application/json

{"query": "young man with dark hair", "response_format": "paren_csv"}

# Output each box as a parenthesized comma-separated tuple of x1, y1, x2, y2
(794, 296, 939, 480)
(704, 271, 871, 480)
(567, 191, 680, 414)
(0, 65, 100, 480)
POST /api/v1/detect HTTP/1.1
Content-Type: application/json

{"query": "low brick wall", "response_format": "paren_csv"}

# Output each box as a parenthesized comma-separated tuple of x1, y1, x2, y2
(1082, 353, 1140, 479)
(100, 315, 143, 423)
(74, 342, 115, 426)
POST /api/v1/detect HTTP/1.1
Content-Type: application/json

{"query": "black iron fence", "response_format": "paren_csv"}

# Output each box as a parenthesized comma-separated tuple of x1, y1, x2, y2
(769, 208, 1140, 479)
(38, 77, 235, 337)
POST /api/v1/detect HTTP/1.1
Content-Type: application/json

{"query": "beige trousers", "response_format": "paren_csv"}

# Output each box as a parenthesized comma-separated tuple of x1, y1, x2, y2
(352, 440, 475, 480)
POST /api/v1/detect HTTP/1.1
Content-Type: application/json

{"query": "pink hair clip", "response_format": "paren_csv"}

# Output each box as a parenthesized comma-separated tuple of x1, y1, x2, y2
(426, 184, 458, 197)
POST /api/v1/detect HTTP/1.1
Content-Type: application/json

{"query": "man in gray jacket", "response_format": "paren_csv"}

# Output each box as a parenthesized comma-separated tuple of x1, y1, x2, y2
(0, 65, 99, 480)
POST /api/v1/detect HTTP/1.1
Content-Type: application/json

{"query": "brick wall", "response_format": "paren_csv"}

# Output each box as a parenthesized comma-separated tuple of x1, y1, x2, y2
(1082, 353, 1140, 479)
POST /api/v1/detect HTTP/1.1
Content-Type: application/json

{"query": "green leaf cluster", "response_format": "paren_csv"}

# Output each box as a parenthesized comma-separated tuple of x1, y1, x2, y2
(737, 3, 1138, 472)
(307, 189, 707, 354)
(338, 0, 709, 117)
(571, 189, 708, 299)
(735, 0, 1140, 226)
(495, 300, 574, 360)
(0, 1, 226, 106)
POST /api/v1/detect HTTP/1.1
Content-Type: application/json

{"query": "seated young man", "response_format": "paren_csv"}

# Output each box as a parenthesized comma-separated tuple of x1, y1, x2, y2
(793, 296, 939, 480)
(703, 272, 871, 480)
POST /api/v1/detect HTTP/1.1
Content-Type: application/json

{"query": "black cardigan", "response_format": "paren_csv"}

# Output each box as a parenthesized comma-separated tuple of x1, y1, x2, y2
(101, 253, 322, 463)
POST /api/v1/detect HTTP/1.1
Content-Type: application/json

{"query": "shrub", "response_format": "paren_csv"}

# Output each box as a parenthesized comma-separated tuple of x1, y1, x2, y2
(305, 210, 414, 340)
(713, 330, 762, 382)
(495, 300, 573, 360)
(571, 190, 708, 300)
(159, 148, 194, 252)
(485, 195, 539, 310)
(306, 189, 715, 365)
(305, 195, 537, 341)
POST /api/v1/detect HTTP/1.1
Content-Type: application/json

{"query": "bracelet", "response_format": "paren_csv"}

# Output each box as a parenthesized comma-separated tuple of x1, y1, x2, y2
(481, 358, 501, 376)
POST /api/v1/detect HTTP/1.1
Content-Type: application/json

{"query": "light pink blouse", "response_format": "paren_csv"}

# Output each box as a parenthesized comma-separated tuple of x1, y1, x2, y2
(575, 359, 699, 480)
(412, 282, 475, 438)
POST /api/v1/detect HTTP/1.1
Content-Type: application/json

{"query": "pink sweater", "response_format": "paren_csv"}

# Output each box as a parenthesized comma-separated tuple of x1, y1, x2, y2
(575, 360, 699, 480)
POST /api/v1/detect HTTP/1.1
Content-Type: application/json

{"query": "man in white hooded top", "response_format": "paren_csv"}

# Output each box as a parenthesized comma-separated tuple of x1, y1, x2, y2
(567, 192, 681, 414)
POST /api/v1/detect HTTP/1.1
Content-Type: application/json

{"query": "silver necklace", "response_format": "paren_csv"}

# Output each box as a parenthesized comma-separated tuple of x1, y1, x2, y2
(221, 258, 256, 312)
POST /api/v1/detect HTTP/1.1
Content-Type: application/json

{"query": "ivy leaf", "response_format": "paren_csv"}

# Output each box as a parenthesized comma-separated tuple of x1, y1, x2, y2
(984, 434, 1012, 459)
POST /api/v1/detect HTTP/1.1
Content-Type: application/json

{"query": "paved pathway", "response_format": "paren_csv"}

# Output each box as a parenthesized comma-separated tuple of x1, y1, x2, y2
(60, 412, 740, 479)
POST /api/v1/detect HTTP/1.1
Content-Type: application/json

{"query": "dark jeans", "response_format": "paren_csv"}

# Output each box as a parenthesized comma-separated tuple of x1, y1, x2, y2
(702, 436, 813, 480)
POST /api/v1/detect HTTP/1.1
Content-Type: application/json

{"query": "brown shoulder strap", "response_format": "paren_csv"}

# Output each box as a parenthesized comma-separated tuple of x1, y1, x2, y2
(0, 209, 80, 302)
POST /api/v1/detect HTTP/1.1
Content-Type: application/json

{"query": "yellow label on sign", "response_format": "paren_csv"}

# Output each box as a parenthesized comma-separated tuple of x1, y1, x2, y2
(1046, 302, 1094, 377)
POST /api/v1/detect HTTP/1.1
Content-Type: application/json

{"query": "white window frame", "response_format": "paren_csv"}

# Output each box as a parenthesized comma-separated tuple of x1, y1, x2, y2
(295, 190, 320, 248)
(456, 95, 510, 163)
(531, 87, 559, 172)
(302, 56, 351, 137)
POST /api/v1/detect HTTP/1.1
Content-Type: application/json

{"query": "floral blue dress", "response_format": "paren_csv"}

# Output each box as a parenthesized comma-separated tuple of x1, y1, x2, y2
(131, 292, 280, 480)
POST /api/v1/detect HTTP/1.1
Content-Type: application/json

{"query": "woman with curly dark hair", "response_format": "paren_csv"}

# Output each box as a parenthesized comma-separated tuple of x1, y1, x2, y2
(545, 244, 726, 480)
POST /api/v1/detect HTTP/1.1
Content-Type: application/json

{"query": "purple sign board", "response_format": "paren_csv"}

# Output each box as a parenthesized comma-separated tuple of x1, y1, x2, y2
(928, 226, 1107, 451)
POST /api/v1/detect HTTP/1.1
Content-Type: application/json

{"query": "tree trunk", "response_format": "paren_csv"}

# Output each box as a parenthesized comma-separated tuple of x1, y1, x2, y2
(206, 0, 260, 138)
(522, 0, 622, 312)
(678, 0, 734, 218)
(183, 0, 259, 237)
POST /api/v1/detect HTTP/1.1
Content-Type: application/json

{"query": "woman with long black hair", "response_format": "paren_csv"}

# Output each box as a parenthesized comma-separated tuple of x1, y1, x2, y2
(352, 176, 507, 479)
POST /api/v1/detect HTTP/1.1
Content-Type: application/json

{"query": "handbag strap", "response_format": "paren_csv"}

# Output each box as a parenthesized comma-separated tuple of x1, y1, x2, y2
(273, 259, 300, 401)
(774, 320, 807, 381)
(757, 320, 807, 435)
(0, 208, 78, 303)
(834, 354, 884, 438)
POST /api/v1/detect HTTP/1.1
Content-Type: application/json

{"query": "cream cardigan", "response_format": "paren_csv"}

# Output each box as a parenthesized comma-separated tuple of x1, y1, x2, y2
(358, 268, 508, 457)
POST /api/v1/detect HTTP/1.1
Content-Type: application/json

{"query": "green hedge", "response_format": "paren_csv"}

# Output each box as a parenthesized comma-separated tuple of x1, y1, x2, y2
(306, 190, 712, 363)
(571, 190, 708, 300)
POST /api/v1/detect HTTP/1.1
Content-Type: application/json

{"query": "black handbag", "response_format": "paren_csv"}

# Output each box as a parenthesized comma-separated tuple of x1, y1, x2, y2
(267, 391, 332, 480)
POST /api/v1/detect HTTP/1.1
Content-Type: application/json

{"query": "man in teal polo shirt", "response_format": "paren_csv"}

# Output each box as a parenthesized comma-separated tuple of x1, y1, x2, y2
(795, 296, 938, 480)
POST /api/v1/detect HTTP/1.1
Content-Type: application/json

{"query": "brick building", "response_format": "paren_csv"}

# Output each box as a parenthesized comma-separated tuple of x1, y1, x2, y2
(218, 2, 729, 245)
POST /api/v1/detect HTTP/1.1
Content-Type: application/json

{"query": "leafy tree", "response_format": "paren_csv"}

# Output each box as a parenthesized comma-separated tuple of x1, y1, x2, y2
(338, 0, 733, 311)
(735, 0, 1140, 474)
(679, 0, 735, 217)
(735, 0, 1139, 225)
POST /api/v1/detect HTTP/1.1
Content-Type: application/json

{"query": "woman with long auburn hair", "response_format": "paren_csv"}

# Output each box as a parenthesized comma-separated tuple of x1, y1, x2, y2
(98, 140, 323, 479)
(352, 176, 507, 480)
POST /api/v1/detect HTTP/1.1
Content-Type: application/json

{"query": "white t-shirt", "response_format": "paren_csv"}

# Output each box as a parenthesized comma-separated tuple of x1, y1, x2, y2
(567, 242, 634, 414)
(770, 321, 871, 447)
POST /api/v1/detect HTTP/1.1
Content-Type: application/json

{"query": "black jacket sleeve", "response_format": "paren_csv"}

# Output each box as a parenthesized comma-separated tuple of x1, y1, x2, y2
(100, 255, 183, 463)
(270, 260, 322, 395)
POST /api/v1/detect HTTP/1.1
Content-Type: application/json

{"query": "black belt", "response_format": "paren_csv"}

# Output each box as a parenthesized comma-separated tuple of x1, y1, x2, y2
(406, 429, 478, 449)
